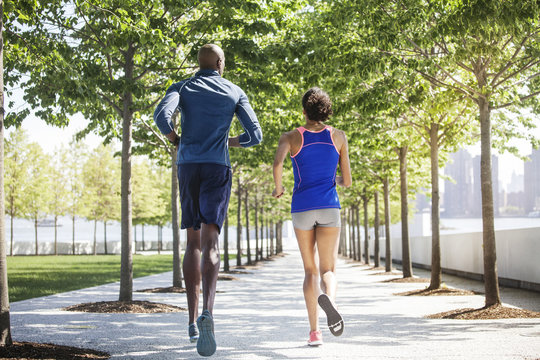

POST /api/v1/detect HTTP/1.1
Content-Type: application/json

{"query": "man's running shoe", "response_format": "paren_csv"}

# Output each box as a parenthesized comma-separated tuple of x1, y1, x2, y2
(196, 310, 216, 357)
(318, 293, 344, 336)
(188, 323, 199, 343)
(307, 330, 323, 346)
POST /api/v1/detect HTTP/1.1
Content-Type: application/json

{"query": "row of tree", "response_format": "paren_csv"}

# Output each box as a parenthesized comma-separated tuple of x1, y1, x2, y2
(284, 1, 540, 311)
(1, 0, 538, 347)
(4, 131, 288, 259)
(4, 130, 171, 255)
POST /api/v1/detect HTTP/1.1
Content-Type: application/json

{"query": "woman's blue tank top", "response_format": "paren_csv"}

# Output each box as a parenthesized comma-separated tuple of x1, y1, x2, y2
(290, 125, 341, 213)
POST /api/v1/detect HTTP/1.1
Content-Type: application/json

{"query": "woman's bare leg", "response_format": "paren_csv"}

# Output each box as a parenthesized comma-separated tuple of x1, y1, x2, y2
(316, 226, 340, 302)
(294, 227, 319, 332)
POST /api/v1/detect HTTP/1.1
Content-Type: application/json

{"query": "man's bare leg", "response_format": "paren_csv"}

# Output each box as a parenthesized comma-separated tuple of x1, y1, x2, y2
(196, 223, 220, 357)
(183, 228, 201, 325)
(200, 223, 220, 313)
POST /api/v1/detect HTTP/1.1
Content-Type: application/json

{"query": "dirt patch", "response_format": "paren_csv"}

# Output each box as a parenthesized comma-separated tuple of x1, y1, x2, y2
(427, 304, 540, 319)
(218, 275, 238, 281)
(62, 300, 186, 313)
(0, 341, 110, 359)
(233, 265, 260, 270)
(136, 287, 225, 294)
(395, 287, 480, 296)
(222, 270, 253, 275)
(360, 265, 375, 270)
(382, 277, 430, 283)
(137, 286, 188, 293)
(367, 266, 386, 271)
(371, 271, 403, 276)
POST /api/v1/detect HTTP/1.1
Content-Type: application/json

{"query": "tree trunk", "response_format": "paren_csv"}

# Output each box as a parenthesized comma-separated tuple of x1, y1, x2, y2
(374, 190, 380, 267)
(259, 202, 264, 260)
(266, 219, 269, 258)
(119, 45, 135, 302)
(276, 221, 282, 253)
(351, 207, 357, 260)
(134, 225, 137, 254)
(34, 217, 38, 256)
(270, 222, 275, 256)
(348, 208, 353, 259)
(52, 215, 56, 255)
(224, 215, 230, 272)
(245, 189, 251, 265)
(0, 15, 13, 340)
(157, 225, 162, 254)
(141, 224, 145, 252)
(171, 148, 183, 288)
(362, 194, 369, 265)
(236, 177, 242, 267)
(9, 213, 12, 256)
(254, 195, 259, 262)
(340, 211, 346, 255)
(479, 96, 501, 306)
(72, 215, 76, 255)
(338, 212, 343, 255)
(429, 124, 442, 290)
(355, 206, 361, 262)
(104, 221, 108, 255)
(383, 178, 392, 272)
(399, 146, 413, 278)
(93, 219, 97, 255)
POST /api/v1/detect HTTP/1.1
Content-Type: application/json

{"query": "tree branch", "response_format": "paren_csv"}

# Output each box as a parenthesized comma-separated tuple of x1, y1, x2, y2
(501, 71, 540, 92)
(495, 59, 540, 89)
(405, 36, 485, 99)
(106, 54, 114, 82)
(76, 4, 108, 49)
(412, 66, 477, 102)
(138, 117, 170, 149)
(136, 97, 161, 113)
(493, 90, 540, 110)
(98, 92, 122, 116)
(491, 36, 531, 87)
(133, 69, 149, 81)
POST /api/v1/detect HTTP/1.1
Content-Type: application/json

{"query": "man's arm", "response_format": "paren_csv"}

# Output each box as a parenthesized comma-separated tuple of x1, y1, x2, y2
(232, 90, 262, 148)
(153, 83, 182, 138)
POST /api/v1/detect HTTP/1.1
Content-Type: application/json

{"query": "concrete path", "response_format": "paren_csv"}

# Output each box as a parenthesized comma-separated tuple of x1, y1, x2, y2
(11, 249, 540, 359)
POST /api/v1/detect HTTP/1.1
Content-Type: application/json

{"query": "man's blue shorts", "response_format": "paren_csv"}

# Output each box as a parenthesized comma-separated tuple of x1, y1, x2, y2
(177, 163, 232, 232)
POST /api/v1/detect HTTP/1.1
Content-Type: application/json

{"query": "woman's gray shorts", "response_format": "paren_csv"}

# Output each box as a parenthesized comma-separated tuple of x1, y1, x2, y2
(291, 208, 341, 231)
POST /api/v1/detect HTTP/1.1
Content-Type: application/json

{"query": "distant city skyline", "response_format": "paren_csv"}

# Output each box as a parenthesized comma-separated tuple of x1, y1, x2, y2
(440, 147, 540, 216)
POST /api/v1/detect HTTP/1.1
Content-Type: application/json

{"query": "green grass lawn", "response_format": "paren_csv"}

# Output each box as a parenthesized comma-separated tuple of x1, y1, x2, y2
(7, 254, 176, 302)
(8, 253, 237, 302)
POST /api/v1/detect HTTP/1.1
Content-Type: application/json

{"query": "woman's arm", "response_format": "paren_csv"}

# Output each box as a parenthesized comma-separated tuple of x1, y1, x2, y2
(336, 130, 352, 188)
(272, 133, 291, 198)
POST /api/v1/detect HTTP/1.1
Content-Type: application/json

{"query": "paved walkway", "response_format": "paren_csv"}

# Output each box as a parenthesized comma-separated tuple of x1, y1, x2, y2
(11, 248, 540, 359)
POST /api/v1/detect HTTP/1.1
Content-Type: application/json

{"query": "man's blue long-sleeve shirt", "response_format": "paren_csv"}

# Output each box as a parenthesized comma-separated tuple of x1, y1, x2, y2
(154, 69, 262, 167)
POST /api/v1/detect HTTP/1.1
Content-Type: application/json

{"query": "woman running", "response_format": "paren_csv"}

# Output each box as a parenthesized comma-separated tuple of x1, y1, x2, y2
(272, 87, 352, 346)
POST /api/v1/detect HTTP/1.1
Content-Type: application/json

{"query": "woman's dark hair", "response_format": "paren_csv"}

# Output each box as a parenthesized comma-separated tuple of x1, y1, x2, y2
(302, 87, 333, 122)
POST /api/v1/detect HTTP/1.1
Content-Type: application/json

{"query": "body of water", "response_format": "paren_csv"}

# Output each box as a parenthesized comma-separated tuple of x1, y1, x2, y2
(5, 216, 174, 244)
(6, 215, 539, 245)
(440, 217, 540, 234)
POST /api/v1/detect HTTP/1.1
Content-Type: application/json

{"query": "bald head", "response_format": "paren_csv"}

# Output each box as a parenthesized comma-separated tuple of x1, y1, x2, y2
(198, 44, 225, 75)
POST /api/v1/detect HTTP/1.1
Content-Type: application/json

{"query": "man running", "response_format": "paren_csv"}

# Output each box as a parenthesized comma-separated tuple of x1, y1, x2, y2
(154, 44, 262, 357)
